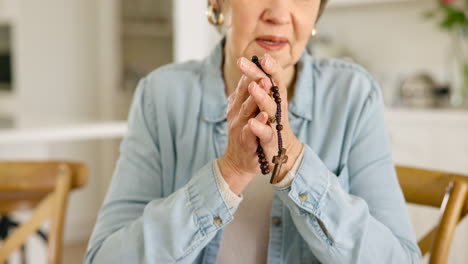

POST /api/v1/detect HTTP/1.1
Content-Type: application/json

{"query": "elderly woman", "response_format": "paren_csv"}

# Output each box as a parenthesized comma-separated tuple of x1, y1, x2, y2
(85, 0, 421, 263)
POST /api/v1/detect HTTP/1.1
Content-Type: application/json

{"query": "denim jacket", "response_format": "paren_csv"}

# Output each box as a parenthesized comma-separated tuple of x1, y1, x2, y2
(85, 38, 421, 264)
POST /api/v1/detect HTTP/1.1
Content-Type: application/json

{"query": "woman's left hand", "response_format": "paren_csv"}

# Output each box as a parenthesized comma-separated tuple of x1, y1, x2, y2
(237, 53, 303, 182)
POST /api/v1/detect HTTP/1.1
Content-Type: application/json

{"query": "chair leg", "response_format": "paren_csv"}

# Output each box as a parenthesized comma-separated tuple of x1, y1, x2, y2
(429, 181, 468, 264)
(20, 244, 26, 264)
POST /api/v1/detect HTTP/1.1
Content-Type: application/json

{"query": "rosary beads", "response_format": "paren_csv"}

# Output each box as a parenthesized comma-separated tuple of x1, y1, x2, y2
(251, 56, 288, 184)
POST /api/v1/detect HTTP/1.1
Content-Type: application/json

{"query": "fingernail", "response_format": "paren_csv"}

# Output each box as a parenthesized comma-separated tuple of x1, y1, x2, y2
(248, 81, 256, 91)
(249, 118, 257, 128)
(238, 57, 247, 69)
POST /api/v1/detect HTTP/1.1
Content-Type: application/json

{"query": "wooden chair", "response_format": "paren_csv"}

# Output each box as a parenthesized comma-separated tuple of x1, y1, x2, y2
(396, 165, 468, 264)
(0, 161, 88, 264)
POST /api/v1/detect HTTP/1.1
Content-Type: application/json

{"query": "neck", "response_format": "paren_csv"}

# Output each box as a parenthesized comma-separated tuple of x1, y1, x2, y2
(222, 47, 297, 102)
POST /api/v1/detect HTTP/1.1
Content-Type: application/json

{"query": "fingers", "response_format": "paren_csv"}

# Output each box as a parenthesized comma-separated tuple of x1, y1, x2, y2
(240, 111, 275, 151)
(230, 55, 280, 122)
(238, 94, 257, 121)
(227, 75, 249, 120)
(259, 54, 291, 126)
(237, 57, 275, 99)
(248, 111, 275, 146)
(260, 53, 282, 87)
(237, 54, 281, 90)
(237, 54, 287, 106)
(238, 57, 269, 83)
(227, 91, 236, 112)
(237, 81, 276, 123)
(233, 57, 266, 106)
(248, 80, 276, 121)
(241, 111, 267, 151)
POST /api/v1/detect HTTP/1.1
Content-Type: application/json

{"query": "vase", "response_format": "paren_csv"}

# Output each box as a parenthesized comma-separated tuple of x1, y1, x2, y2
(449, 26, 468, 108)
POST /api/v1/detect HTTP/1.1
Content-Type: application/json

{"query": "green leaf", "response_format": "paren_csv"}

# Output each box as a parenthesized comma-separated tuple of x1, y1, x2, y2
(425, 3, 468, 30)
(440, 14, 457, 29)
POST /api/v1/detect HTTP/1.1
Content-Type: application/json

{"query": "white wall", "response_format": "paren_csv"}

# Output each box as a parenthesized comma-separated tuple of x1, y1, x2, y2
(15, 0, 99, 124)
(12, 0, 103, 244)
(173, 0, 221, 62)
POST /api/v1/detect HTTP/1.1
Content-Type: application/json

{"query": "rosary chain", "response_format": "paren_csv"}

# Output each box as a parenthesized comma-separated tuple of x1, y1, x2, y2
(251, 56, 285, 177)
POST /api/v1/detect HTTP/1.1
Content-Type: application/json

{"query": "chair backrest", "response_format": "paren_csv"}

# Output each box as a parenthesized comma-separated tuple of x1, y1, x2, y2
(0, 161, 88, 264)
(396, 165, 468, 264)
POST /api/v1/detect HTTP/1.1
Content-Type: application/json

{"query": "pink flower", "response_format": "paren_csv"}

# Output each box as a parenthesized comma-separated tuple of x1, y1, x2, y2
(440, 0, 455, 4)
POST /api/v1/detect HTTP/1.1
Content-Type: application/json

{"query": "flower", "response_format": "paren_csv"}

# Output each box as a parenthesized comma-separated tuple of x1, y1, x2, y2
(441, 0, 455, 4)
(440, 0, 455, 5)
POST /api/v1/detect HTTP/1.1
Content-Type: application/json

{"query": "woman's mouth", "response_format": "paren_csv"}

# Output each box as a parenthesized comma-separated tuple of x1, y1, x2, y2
(255, 36, 288, 51)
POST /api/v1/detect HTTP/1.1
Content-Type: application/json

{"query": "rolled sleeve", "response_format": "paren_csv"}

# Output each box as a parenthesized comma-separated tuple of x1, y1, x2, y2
(85, 77, 240, 264)
(272, 143, 305, 189)
(186, 161, 239, 235)
(212, 159, 244, 210)
(275, 144, 332, 239)
(275, 143, 330, 215)
(274, 86, 421, 263)
(214, 143, 305, 204)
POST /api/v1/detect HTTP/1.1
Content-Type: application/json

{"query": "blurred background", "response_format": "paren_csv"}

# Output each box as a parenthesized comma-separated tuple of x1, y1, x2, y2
(0, 0, 467, 263)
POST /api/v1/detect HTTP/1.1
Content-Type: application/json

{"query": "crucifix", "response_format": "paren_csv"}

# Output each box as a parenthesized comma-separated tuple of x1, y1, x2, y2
(270, 148, 288, 184)
(251, 55, 289, 184)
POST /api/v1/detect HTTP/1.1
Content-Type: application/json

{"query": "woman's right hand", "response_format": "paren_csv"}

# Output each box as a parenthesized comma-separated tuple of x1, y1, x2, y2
(217, 57, 279, 195)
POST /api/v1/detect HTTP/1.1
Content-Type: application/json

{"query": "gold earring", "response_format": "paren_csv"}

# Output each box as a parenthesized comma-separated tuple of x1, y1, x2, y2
(206, 4, 224, 25)
(311, 27, 318, 39)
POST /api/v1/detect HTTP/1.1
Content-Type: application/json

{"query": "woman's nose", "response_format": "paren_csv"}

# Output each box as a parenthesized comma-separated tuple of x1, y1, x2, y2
(260, 0, 291, 25)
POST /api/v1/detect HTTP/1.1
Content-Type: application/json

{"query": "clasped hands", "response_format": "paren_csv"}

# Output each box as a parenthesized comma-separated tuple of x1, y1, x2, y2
(218, 53, 303, 195)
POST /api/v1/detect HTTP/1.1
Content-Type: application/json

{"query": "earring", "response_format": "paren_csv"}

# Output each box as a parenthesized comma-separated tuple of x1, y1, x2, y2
(311, 27, 318, 39)
(206, 4, 224, 25)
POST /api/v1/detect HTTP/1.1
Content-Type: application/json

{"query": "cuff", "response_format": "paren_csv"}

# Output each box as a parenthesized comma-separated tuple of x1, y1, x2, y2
(214, 160, 243, 209)
(275, 143, 331, 215)
(272, 143, 305, 189)
(186, 160, 238, 235)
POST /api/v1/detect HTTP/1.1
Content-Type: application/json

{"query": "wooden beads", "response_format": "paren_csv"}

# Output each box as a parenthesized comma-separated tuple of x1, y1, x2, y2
(256, 143, 270, 174)
(251, 55, 287, 181)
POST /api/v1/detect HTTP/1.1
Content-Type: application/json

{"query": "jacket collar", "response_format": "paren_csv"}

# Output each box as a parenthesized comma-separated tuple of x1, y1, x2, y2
(201, 37, 314, 123)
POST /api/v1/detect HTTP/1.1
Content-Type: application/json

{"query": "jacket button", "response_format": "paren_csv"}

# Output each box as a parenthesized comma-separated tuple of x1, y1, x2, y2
(272, 216, 281, 227)
(213, 216, 223, 226)
(299, 193, 308, 202)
